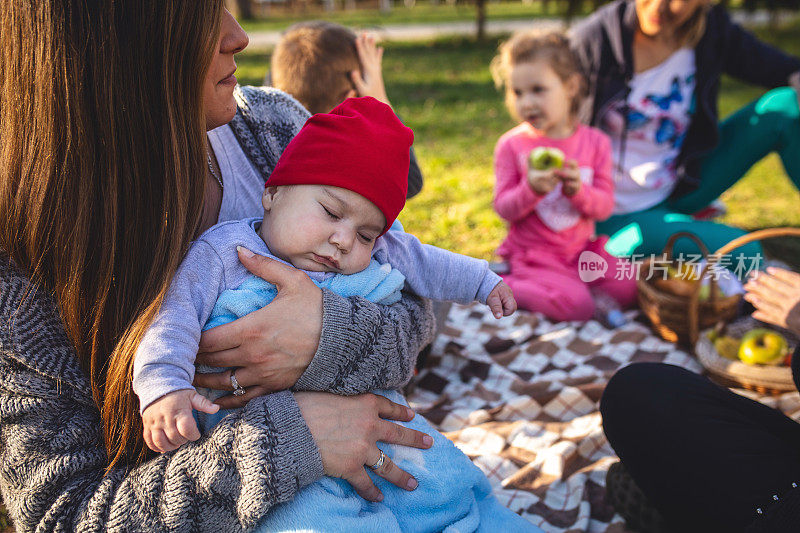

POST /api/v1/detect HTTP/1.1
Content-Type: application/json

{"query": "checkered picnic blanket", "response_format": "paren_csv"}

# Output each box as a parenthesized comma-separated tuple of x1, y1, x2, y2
(406, 303, 800, 533)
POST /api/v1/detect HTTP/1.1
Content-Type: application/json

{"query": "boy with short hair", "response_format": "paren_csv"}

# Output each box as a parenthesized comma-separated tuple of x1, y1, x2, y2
(269, 21, 423, 197)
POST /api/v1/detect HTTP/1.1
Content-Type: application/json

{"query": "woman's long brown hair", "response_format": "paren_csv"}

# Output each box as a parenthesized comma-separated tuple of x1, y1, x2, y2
(0, 1, 222, 470)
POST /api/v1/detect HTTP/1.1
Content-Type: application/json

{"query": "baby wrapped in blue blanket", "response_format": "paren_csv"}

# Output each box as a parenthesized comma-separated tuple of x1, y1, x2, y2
(132, 97, 533, 531)
(205, 256, 537, 533)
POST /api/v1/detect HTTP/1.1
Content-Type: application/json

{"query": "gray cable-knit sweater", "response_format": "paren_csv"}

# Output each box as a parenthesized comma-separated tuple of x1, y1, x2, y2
(0, 86, 436, 532)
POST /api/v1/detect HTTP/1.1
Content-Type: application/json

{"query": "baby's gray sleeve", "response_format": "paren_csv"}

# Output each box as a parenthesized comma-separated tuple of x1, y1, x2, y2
(132, 240, 226, 413)
(377, 231, 501, 304)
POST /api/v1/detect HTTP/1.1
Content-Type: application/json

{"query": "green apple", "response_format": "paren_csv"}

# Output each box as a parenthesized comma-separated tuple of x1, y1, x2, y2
(528, 147, 565, 170)
(714, 335, 741, 361)
(738, 329, 788, 365)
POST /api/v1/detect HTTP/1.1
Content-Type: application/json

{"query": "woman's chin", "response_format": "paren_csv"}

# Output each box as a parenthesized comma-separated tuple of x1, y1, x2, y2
(637, 17, 663, 37)
(205, 101, 237, 131)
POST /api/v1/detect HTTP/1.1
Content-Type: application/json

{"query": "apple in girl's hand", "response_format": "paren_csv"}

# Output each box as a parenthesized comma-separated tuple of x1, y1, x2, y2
(738, 329, 788, 365)
(528, 147, 565, 170)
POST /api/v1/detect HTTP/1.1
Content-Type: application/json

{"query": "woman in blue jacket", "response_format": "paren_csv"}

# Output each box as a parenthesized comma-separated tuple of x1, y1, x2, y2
(570, 0, 800, 261)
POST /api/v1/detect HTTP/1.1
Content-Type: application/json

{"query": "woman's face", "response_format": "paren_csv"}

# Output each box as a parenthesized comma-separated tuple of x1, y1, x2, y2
(635, 0, 706, 38)
(204, 9, 249, 131)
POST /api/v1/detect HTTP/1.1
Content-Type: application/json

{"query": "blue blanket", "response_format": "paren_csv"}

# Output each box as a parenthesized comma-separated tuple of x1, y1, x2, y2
(205, 258, 407, 330)
(200, 262, 541, 532)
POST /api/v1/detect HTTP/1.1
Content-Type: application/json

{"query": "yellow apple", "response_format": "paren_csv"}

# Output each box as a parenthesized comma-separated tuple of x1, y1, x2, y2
(738, 329, 788, 366)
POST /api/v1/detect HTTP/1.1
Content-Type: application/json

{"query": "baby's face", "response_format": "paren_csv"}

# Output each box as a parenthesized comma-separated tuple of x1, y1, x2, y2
(260, 184, 386, 275)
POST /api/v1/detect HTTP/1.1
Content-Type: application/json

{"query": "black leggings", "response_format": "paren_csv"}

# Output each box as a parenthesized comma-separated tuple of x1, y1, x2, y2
(601, 361, 800, 532)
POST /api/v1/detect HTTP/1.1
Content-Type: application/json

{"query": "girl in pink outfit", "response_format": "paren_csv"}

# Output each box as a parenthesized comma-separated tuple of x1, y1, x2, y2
(491, 31, 637, 322)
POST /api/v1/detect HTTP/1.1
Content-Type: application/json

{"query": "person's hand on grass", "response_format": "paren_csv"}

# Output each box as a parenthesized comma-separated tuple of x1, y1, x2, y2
(350, 32, 391, 107)
(142, 389, 219, 453)
(743, 266, 800, 335)
(487, 281, 517, 319)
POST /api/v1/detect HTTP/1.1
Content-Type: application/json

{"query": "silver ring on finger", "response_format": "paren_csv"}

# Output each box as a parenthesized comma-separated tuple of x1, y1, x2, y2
(230, 369, 246, 397)
(367, 450, 387, 471)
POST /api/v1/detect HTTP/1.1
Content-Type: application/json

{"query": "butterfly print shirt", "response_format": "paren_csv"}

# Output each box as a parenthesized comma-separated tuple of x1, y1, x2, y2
(603, 48, 696, 214)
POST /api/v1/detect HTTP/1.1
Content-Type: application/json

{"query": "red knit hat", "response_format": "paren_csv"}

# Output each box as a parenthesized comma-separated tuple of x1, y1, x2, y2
(267, 96, 413, 234)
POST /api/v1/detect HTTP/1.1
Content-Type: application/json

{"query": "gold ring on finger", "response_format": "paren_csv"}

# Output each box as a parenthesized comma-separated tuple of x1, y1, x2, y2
(367, 450, 387, 471)
(230, 368, 246, 397)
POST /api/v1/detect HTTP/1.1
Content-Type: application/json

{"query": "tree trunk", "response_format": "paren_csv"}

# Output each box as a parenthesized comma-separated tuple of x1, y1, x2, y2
(476, 0, 487, 41)
(226, 0, 255, 20)
(564, 0, 581, 24)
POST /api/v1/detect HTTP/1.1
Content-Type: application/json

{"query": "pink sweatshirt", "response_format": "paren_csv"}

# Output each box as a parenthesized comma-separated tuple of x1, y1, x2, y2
(493, 123, 614, 264)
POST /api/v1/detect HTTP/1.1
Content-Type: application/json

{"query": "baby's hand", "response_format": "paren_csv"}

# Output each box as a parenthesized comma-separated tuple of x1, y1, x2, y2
(142, 389, 219, 453)
(556, 160, 582, 197)
(487, 281, 517, 319)
(527, 168, 559, 195)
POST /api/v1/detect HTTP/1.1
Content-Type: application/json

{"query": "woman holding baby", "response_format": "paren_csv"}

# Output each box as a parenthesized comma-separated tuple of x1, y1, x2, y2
(0, 3, 535, 531)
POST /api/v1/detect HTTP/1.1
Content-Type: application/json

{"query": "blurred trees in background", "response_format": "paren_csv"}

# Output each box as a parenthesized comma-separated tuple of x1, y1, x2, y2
(223, 0, 797, 40)
(742, 0, 800, 26)
(224, 0, 612, 39)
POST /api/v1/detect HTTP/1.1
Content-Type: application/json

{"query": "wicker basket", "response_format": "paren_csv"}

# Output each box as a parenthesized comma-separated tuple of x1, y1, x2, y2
(637, 232, 740, 345)
(696, 317, 796, 394)
(687, 227, 800, 393)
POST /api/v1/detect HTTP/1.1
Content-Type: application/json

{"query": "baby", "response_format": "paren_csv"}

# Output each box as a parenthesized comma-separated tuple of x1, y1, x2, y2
(133, 96, 516, 452)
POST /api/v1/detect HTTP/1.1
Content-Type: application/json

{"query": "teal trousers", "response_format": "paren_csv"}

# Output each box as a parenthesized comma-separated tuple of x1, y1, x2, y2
(598, 87, 800, 266)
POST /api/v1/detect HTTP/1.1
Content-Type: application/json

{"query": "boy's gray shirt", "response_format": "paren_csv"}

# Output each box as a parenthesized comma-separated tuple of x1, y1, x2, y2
(133, 218, 501, 412)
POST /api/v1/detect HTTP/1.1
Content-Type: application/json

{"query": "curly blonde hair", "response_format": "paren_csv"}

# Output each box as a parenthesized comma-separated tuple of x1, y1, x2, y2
(490, 30, 586, 121)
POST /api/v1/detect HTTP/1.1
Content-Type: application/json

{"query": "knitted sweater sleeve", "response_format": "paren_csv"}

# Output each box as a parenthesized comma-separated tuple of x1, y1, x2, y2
(0, 259, 323, 532)
(294, 290, 435, 394)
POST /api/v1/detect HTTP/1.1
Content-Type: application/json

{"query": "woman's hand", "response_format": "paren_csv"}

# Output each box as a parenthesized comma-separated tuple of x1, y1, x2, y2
(743, 267, 800, 335)
(295, 392, 434, 502)
(193, 247, 323, 407)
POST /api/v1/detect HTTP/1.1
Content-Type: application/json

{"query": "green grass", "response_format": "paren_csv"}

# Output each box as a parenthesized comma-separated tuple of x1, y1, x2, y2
(0, 500, 8, 532)
(237, 19, 800, 260)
